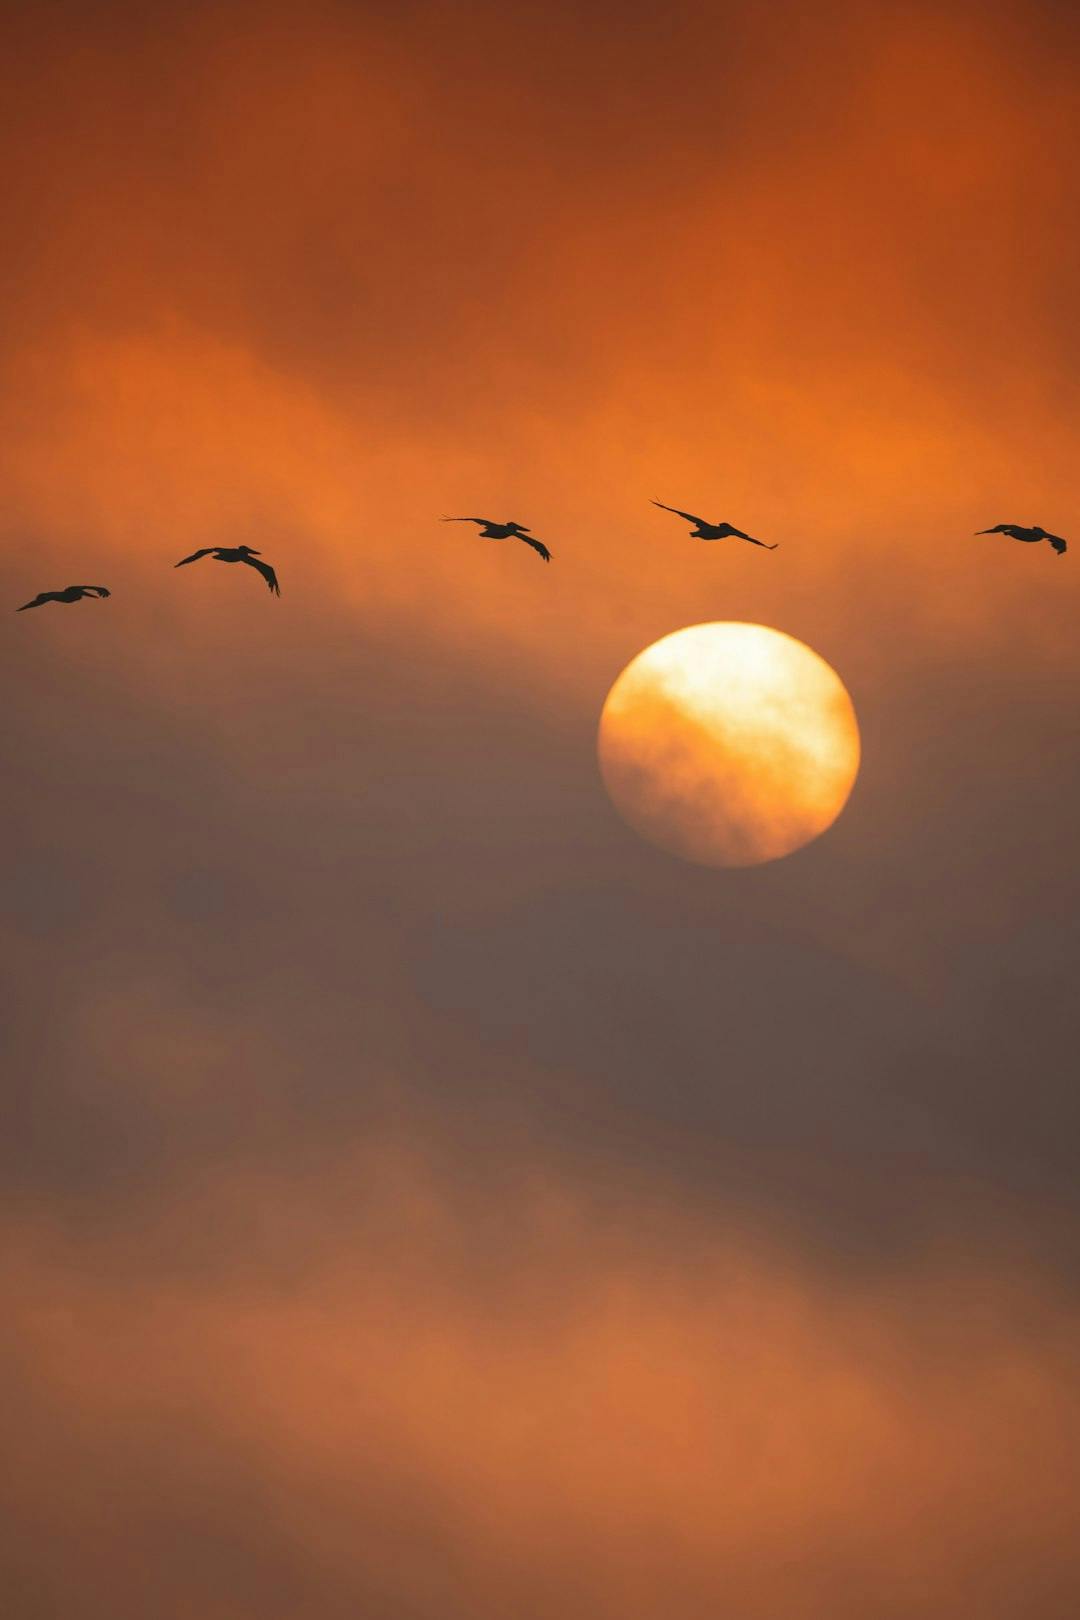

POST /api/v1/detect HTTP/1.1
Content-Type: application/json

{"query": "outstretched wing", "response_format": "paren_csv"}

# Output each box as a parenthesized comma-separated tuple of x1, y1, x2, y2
(71, 586, 111, 597)
(242, 554, 281, 595)
(175, 547, 217, 567)
(652, 499, 708, 527)
(441, 517, 491, 527)
(518, 534, 551, 562)
(729, 529, 776, 549)
(16, 591, 60, 611)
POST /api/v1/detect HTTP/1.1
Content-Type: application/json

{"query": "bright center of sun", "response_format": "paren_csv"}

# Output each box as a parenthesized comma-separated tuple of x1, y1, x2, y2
(597, 622, 861, 867)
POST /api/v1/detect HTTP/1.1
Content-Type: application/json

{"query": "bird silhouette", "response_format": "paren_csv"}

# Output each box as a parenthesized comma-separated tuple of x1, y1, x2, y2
(17, 585, 111, 611)
(975, 523, 1067, 556)
(175, 544, 280, 594)
(651, 500, 777, 549)
(441, 517, 551, 561)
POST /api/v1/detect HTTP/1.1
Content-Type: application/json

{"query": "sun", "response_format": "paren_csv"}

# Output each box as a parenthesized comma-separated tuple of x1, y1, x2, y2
(597, 623, 861, 867)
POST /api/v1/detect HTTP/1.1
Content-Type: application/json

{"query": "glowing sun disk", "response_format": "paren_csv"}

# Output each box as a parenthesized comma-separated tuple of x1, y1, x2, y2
(597, 623, 861, 867)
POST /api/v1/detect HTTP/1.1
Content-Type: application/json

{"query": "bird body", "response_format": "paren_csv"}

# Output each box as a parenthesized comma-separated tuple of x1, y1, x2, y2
(441, 516, 551, 561)
(975, 523, 1067, 555)
(17, 585, 111, 611)
(175, 544, 280, 593)
(651, 500, 777, 549)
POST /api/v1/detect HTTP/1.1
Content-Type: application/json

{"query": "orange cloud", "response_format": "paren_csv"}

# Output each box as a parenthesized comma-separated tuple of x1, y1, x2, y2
(4, 5, 1080, 1613)
(4, 1160, 1079, 1616)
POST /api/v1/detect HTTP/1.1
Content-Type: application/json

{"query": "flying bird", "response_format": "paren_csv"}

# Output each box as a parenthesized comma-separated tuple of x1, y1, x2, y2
(975, 523, 1067, 556)
(651, 501, 777, 549)
(17, 585, 111, 611)
(441, 517, 551, 561)
(174, 544, 280, 594)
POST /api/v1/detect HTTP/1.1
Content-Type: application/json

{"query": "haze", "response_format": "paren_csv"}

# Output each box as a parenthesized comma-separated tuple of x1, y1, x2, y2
(3, 2, 1080, 1615)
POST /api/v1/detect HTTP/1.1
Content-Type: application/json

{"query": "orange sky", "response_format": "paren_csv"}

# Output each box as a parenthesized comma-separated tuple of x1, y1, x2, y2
(3, 1, 1080, 1614)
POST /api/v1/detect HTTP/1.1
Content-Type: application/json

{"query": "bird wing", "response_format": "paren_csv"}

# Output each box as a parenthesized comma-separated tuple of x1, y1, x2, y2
(518, 534, 551, 561)
(16, 591, 59, 611)
(242, 554, 281, 594)
(175, 547, 217, 567)
(726, 528, 775, 549)
(71, 586, 111, 597)
(1047, 533, 1068, 554)
(652, 500, 708, 527)
(441, 517, 490, 527)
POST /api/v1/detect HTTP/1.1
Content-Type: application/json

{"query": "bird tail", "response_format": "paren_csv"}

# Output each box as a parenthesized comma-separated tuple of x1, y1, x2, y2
(1049, 535, 1067, 555)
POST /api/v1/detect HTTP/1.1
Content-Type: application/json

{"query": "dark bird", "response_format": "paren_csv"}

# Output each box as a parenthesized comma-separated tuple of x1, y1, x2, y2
(651, 500, 777, 549)
(17, 585, 111, 611)
(175, 544, 280, 594)
(441, 517, 551, 561)
(975, 523, 1067, 556)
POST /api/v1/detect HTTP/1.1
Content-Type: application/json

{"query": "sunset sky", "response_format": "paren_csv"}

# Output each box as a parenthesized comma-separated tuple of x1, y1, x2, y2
(4, 1, 1080, 1614)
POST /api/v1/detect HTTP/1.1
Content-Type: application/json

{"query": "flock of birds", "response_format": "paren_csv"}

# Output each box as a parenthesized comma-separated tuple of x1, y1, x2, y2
(14, 507, 1069, 611)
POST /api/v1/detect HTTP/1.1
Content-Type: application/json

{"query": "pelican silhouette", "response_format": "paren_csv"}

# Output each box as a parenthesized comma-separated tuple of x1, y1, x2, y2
(651, 500, 777, 549)
(975, 523, 1067, 556)
(441, 517, 551, 561)
(175, 544, 280, 594)
(17, 585, 111, 611)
